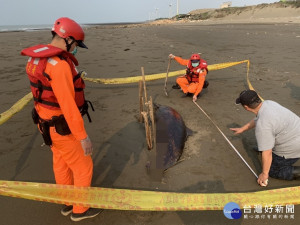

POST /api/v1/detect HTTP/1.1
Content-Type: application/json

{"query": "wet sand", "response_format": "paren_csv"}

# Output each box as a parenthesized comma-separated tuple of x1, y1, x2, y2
(1, 21, 300, 225)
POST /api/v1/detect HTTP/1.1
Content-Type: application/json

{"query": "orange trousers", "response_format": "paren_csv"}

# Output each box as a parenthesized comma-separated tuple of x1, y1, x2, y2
(50, 127, 93, 214)
(176, 76, 201, 94)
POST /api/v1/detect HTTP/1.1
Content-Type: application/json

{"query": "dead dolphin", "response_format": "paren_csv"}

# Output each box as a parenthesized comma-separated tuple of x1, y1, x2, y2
(147, 104, 191, 176)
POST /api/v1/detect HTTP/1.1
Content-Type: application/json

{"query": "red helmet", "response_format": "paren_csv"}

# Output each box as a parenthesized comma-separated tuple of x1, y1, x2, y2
(190, 53, 201, 61)
(52, 17, 87, 49)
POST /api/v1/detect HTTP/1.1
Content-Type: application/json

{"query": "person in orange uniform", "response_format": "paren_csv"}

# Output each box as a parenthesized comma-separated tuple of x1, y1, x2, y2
(21, 17, 101, 222)
(169, 53, 209, 102)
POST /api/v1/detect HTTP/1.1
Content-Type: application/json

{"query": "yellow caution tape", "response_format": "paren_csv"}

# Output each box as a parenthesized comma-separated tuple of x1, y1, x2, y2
(0, 60, 250, 125)
(245, 60, 264, 101)
(83, 60, 250, 84)
(0, 92, 33, 125)
(0, 180, 299, 210)
(83, 69, 186, 84)
(209, 60, 249, 71)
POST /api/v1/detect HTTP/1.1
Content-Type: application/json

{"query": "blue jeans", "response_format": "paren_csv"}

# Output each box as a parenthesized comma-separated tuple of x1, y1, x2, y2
(269, 153, 299, 180)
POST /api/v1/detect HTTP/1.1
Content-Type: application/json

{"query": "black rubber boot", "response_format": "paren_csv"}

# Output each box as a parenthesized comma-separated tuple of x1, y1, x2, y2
(203, 80, 209, 89)
(172, 83, 180, 89)
(292, 166, 300, 179)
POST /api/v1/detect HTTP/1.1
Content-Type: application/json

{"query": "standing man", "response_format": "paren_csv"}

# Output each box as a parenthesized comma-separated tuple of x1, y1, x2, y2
(21, 17, 101, 221)
(169, 53, 209, 102)
(231, 90, 300, 186)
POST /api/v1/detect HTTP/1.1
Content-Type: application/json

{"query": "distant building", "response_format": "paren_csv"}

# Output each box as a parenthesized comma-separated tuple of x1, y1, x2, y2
(220, 1, 232, 9)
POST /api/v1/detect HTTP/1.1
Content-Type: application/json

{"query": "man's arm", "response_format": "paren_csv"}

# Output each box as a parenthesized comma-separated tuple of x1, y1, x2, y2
(230, 119, 255, 134)
(169, 54, 189, 66)
(257, 149, 272, 186)
(50, 61, 87, 141)
(49, 60, 93, 156)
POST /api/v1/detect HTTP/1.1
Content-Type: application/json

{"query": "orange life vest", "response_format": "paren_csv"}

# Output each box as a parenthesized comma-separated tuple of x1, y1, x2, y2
(186, 59, 208, 83)
(21, 44, 85, 109)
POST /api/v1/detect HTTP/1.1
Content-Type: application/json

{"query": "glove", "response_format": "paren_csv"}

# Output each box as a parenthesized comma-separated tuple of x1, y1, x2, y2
(80, 136, 93, 156)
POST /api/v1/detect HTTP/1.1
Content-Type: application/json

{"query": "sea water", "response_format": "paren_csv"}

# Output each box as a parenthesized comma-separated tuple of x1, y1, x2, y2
(0, 24, 53, 32)
(0, 22, 141, 33)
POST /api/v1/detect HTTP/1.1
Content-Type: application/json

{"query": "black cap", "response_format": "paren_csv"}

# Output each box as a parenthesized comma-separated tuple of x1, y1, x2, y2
(236, 90, 260, 105)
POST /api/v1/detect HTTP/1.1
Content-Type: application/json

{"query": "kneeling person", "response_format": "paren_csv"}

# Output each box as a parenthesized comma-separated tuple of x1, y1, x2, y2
(231, 90, 300, 186)
(169, 53, 208, 102)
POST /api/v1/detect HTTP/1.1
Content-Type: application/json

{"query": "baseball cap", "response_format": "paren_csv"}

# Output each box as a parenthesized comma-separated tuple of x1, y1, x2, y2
(235, 90, 260, 105)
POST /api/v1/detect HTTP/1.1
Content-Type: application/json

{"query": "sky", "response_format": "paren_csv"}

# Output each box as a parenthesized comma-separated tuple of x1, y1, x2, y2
(0, 0, 278, 26)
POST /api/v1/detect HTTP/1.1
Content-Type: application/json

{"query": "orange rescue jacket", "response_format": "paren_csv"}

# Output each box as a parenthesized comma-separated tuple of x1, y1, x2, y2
(21, 44, 87, 140)
(174, 56, 208, 83)
(21, 44, 85, 109)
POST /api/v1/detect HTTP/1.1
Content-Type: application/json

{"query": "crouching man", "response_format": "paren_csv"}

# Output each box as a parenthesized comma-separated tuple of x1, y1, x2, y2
(231, 90, 300, 186)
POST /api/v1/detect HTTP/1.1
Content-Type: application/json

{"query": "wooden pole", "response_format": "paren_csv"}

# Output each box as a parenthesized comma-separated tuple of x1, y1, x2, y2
(138, 80, 144, 123)
(140, 67, 154, 150)
(164, 58, 171, 96)
(149, 96, 156, 147)
(141, 67, 148, 103)
(141, 111, 152, 149)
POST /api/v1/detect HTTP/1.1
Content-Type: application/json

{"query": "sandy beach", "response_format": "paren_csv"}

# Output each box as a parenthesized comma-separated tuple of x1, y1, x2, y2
(1, 4, 300, 225)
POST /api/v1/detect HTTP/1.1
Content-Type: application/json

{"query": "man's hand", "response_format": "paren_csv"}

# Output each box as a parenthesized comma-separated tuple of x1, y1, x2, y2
(169, 54, 175, 59)
(79, 71, 87, 78)
(257, 172, 269, 187)
(193, 95, 197, 102)
(230, 127, 244, 135)
(230, 120, 255, 135)
(80, 136, 93, 156)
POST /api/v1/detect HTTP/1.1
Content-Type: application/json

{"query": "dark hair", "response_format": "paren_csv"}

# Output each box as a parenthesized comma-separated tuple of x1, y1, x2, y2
(236, 90, 261, 109)
(51, 31, 59, 40)
(247, 98, 261, 109)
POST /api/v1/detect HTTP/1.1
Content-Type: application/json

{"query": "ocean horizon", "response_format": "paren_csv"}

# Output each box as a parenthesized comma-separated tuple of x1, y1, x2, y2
(0, 24, 53, 32)
(0, 22, 145, 33)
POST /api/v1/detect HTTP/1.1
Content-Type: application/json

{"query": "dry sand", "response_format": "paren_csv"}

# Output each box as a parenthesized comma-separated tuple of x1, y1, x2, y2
(1, 5, 300, 225)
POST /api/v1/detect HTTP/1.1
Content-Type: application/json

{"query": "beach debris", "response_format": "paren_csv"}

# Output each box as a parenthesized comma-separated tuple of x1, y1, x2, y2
(138, 80, 144, 123)
(139, 67, 154, 150)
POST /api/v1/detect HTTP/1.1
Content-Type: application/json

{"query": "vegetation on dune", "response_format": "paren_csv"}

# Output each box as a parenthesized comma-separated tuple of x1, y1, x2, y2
(173, 1, 300, 21)
(279, 0, 300, 8)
